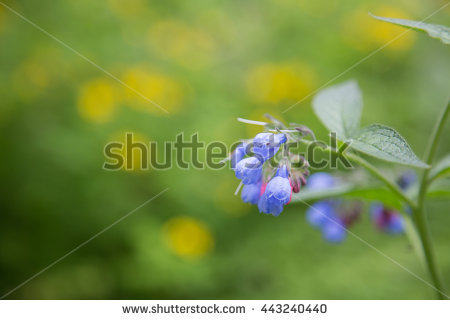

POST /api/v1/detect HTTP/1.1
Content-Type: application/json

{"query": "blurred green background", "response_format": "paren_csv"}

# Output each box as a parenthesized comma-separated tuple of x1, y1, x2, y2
(0, 0, 449, 299)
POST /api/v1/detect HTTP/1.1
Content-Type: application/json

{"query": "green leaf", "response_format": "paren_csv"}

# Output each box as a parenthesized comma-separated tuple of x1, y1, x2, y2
(347, 188, 404, 210)
(429, 154, 450, 183)
(291, 184, 404, 210)
(427, 178, 450, 198)
(290, 184, 354, 202)
(427, 189, 450, 198)
(370, 14, 450, 45)
(350, 124, 429, 168)
(312, 80, 362, 139)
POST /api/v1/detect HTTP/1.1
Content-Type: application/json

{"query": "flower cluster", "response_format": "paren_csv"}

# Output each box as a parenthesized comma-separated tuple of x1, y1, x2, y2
(305, 171, 416, 243)
(229, 116, 417, 245)
(231, 132, 309, 216)
(306, 173, 362, 243)
(370, 204, 404, 234)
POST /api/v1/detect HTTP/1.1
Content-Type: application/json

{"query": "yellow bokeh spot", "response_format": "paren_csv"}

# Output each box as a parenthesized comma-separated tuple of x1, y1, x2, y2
(12, 61, 50, 101)
(148, 20, 215, 69)
(246, 62, 317, 105)
(122, 68, 185, 114)
(275, 0, 338, 17)
(107, 0, 149, 19)
(342, 6, 415, 52)
(214, 177, 250, 216)
(108, 131, 150, 172)
(164, 217, 214, 259)
(78, 78, 118, 123)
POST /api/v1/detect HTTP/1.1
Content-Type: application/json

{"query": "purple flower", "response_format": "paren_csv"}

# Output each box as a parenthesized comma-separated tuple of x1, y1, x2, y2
(252, 133, 286, 161)
(258, 165, 292, 216)
(234, 157, 263, 185)
(371, 204, 404, 234)
(241, 181, 263, 205)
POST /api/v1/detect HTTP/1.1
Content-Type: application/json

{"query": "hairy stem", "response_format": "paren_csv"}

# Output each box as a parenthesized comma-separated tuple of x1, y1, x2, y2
(414, 101, 449, 299)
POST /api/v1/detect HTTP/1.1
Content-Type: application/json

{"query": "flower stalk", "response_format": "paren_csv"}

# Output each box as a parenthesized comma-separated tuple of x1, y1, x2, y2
(414, 101, 450, 299)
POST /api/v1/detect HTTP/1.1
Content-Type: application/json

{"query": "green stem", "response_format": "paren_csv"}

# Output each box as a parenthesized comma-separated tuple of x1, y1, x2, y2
(295, 102, 449, 298)
(346, 153, 416, 209)
(414, 101, 449, 299)
(297, 139, 416, 208)
(422, 101, 450, 166)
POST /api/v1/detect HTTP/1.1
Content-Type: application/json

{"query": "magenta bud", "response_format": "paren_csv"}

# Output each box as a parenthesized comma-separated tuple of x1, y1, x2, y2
(290, 175, 301, 193)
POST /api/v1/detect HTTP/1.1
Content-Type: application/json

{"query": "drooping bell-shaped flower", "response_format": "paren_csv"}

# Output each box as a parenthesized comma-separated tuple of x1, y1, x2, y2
(258, 196, 284, 216)
(371, 204, 404, 234)
(306, 200, 347, 243)
(241, 181, 263, 205)
(252, 133, 286, 161)
(304, 173, 360, 243)
(258, 165, 292, 216)
(234, 156, 263, 185)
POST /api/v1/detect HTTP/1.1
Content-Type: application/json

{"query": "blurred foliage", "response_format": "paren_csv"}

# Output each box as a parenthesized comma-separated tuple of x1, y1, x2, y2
(0, 0, 449, 299)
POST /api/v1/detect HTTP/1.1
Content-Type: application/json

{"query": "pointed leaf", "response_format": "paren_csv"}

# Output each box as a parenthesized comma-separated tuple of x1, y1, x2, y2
(427, 189, 450, 198)
(427, 179, 450, 198)
(371, 14, 450, 44)
(312, 80, 362, 139)
(351, 124, 429, 168)
(291, 184, 404, 210)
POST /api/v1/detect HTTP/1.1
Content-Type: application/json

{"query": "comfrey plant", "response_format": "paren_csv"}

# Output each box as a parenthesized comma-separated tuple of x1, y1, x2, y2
(227, 16, 450, 299)
(231, 131, 310, 216)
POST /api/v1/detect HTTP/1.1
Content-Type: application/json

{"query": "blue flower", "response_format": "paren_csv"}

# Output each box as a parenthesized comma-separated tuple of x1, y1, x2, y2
(304, 173, 360, 243)
(252, 133, 286, 161)
(306, 201, 334, 227)
(321, 219, 347, 243)
(234, 157, 263, 185)
(258, 195, 284, 216)
(258, 165, 291, 216)
(241, 181, 263, 205)
(306, 201, 347, 243)
(371, 203, 404, 234)
(397, 170, 416, 190)
(307, 172, 335, 190)
(230, 142, 248, 169)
